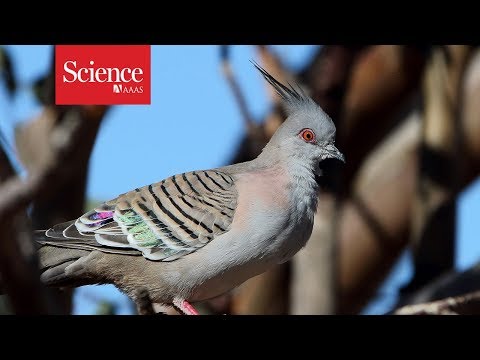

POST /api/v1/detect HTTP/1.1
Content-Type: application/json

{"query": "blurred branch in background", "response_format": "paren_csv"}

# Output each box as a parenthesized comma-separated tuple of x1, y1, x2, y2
(339, 46, 428, 187)
(0, 47, 51, 314)
(0, 105, 89, 314)
(220, 46, 256, 134)
(403, 46, 472, 294)
(220, 46, 269, 165)
(395, 47, 480, 308)
(0, 125, 51, 314)
(0, 47, 16, 98)
(338, 113, 420, 313)
(0, 46, 109, 314)
(15, 49, 108, 313)
(334, 46, 427, 313)
(15, 48, 109, 231)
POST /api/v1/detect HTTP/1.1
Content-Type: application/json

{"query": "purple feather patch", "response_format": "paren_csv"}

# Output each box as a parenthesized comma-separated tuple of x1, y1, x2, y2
(89, 211, 114, 221)
(87, 219, 111, 227)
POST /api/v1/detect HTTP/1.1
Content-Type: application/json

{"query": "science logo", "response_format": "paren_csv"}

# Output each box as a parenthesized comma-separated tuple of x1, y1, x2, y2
(55, 45, 151, 105)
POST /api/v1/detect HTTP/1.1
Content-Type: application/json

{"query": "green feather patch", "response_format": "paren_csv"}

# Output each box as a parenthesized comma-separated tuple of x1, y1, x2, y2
(129, 222, 158, 247)
(116, 210, 143, 225)
(117, 210, 158, 247)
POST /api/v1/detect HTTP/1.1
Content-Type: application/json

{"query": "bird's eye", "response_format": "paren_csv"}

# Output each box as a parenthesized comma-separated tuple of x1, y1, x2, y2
(300, 128, 316, 143)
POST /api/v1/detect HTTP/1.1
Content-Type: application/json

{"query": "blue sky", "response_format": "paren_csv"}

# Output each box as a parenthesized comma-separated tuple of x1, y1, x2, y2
(1, 45, 479, 314)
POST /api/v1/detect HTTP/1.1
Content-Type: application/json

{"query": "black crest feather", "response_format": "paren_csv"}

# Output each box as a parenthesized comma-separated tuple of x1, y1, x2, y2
(251, 60, 311, 110)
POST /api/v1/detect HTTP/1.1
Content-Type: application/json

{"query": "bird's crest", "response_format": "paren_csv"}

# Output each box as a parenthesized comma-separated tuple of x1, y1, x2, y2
(251, 60, 314, 115)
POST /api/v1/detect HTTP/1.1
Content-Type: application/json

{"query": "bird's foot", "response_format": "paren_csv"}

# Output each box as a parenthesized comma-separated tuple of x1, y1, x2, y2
(173, 298, 199, 315)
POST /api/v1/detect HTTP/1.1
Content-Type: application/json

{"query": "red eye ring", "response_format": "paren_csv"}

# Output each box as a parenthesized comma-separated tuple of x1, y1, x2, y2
(300, 128, 316, 143)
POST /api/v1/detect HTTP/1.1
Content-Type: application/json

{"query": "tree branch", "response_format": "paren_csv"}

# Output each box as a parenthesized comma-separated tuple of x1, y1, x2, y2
(405, 46, 473, 293)
(0, 109, 84, 217)
(220, 46, 256, 134)
(340, 45, 427, 190)
(0, 107, 88, 314)
(393, 290, 480, 315)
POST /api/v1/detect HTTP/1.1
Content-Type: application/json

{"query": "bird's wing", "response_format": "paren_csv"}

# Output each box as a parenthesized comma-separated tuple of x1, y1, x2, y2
(37, 170, 238, 261)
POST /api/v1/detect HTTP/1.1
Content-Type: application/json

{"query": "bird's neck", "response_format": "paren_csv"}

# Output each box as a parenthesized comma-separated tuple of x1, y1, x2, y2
(255, 150, 319, 221)
(285, 157, 319, 223)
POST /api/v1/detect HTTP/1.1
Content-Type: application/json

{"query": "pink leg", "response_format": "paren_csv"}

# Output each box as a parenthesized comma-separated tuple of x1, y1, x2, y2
(173, 298, 199, 315)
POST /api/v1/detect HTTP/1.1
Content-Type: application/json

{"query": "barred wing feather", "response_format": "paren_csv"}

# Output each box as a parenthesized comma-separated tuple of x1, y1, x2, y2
(39, 170, 237, 261)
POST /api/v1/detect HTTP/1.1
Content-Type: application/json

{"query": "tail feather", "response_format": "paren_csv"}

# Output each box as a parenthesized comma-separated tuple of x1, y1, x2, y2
(35, 221, 141, 256)
(37, 245, 91, 287)
(35, 220, 139, 288)
(0, 246, 89, 293)
(40, 260, 78, 286)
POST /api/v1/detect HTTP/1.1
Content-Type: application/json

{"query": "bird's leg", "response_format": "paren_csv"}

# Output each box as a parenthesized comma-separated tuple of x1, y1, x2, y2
(173, 298, 199, 315)
(134, 287, 155, 315)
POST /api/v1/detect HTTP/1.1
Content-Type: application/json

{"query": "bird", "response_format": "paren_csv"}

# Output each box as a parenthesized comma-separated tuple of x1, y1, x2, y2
(36, 62, 345, 315)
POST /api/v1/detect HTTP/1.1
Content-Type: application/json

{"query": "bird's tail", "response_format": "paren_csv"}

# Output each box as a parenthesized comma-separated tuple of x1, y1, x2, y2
(34, 226, 94, 288)
(37, 242, 92, 287)
(0, 234, 92, 296)
(3, 220, 137, 292)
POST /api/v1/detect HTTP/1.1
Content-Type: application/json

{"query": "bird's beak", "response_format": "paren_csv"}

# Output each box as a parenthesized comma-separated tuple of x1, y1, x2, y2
(323, 143, 345, 163)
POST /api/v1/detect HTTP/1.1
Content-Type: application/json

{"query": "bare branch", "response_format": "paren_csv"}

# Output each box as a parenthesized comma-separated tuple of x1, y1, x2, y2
(393, 290, 480, 315)
(220, 45, 256, 134)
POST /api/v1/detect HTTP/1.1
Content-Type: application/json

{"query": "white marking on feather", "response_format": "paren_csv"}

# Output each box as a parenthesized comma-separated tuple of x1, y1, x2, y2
(62, 223, 89, 239)
(95, 234, 132, 248)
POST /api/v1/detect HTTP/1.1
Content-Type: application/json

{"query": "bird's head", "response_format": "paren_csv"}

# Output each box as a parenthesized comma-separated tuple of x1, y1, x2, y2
(253, 62, 345, 177)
